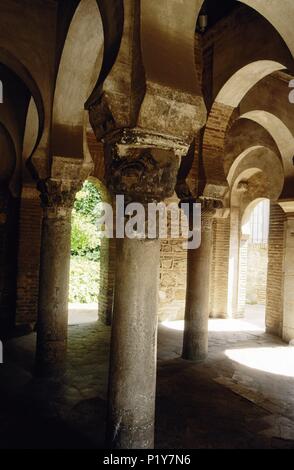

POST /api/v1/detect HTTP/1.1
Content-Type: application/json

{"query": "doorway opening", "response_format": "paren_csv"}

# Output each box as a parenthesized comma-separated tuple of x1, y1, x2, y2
(68, 180, 102, 325)
(241, 198, 270, 330)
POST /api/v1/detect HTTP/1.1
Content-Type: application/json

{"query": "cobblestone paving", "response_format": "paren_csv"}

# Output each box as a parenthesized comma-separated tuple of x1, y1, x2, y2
(1, 317, 294, 448)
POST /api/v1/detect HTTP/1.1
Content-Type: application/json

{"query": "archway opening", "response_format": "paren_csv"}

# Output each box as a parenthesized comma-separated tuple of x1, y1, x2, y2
(240, 198, 270, 330)
(68, 180, 102, 325)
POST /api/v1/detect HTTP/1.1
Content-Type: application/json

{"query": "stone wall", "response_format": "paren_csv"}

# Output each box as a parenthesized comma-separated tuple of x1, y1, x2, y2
(266, 203, 285, 336)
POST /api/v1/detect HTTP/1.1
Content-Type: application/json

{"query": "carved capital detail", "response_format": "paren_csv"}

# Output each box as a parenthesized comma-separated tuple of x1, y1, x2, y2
(37, 158, 93, 217)
(37, 178, 82, 216)
(104, 131, 181, 204)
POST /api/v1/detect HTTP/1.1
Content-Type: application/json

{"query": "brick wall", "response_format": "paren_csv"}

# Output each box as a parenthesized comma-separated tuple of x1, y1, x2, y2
(210, 217, 230, 318)
(265, 203, 285, 337)
(203, 102, 237, 184)
(0, 191, 20, 332)
(87, 130, 105, 182)
(15, 187, 42, 325)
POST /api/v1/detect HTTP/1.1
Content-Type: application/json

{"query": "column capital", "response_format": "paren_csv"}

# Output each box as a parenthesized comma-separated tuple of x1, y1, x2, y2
(104, 130, 181, 204)
(104, 128, 189, 157)
(37, 178, 82, 214)
(37, 157, 93, 216)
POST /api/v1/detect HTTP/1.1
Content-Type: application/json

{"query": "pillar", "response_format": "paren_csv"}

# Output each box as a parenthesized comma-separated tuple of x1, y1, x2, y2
(104, 137, 180, 449)
(265, 203, 285, 336)
(107, 237, 160, 448)
(227, 207, 241, 318)
(182, 199, 217, 361)
(209, 216, 230, 318)
(35, 178, 80, 377)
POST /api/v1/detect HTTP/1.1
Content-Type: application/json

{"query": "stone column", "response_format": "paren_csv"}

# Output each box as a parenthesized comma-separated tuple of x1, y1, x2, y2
(105, 136, 179, 449)
(35, 179, 80, 377)
(107, 236, 160, 448)
(182, 199, 219, 361)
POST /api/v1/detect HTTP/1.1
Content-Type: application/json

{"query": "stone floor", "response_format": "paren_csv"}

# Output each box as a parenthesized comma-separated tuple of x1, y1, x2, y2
(1, 306, 294, 449)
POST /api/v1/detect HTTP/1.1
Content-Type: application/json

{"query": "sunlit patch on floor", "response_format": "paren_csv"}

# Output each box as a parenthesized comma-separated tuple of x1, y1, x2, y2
(225, 346, 294, 378)
(68, 303, 98, 325)
(161, 318, 264, 333)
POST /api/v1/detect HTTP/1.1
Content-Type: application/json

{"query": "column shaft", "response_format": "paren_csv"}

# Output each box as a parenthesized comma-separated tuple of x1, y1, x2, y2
(182, 214, 213, 361)
(107, 237, 160, 449)
(35, 209, 71, 376)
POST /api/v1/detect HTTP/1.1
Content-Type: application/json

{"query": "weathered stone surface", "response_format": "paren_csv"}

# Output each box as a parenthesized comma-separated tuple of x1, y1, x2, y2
(182, 198, 222, 362)
(107, 237, 160, 449)
(105, 142, 179, 204)
(35, 159, 92, 377)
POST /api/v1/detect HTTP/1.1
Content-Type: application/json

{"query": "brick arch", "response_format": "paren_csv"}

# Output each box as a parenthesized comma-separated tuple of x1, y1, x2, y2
(203, 60, 287, 198)
(237, 0, 294, 57)
(224, 118, 282, 178)
(197, 0, 294, 58)
(229, 146, 284, 203)
(202, 102, 238, 197)
(238, 111, 294, 198)
(86, 129, 105, 182)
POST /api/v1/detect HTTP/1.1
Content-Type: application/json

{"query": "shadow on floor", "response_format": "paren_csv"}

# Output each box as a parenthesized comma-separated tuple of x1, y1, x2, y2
(1, 314, 294, 449)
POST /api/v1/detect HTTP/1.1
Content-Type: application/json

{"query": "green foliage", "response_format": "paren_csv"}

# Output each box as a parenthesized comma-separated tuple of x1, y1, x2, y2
(71, 180, 102, 261)
(69, 257, 99, 304)
(71, 214, 100, 261)
(73, 180, 102, 224)
(70, 181, 102, 303)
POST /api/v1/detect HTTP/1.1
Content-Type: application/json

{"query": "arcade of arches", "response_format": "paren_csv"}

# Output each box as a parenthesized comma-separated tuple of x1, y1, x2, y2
(1, 0, 294, 450)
